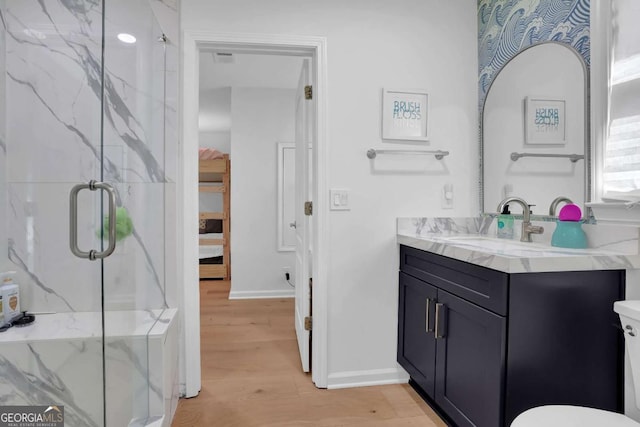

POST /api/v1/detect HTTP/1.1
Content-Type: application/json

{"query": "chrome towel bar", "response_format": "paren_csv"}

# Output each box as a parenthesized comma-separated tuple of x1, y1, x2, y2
(510, 152, 584, 163)
(367, 148, 449, 160)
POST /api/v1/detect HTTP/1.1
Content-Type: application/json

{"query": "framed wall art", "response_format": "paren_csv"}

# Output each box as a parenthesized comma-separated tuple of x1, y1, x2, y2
(382, 89, 429, 141)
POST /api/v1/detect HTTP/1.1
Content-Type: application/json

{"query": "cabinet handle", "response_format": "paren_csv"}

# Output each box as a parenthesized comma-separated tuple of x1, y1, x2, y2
(425, 298, 433, 332)
(435, 303, 446, 339)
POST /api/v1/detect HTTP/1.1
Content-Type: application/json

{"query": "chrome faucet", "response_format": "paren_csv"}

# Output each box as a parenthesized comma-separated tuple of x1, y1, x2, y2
(549, 196, 573, 217)
(497, 197, 544, 242)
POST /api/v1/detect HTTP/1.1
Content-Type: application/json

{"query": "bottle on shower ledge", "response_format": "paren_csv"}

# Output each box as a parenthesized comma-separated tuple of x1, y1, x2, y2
(0, 271, 20, 326)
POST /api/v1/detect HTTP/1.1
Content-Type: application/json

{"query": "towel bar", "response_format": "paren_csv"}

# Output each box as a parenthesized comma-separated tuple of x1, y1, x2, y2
(366, 148, 449, 160)
(510, 152, 584, 163)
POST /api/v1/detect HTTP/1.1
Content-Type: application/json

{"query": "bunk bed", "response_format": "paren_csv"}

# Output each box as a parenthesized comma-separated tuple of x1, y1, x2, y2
(198, 149, 230, 280)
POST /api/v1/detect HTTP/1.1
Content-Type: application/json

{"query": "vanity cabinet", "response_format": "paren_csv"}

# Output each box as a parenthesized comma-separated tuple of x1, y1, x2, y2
(398, 245, 624, 427)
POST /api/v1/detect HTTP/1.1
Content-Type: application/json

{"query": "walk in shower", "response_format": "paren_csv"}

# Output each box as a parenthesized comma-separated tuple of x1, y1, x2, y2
(0, 1, 179, 426)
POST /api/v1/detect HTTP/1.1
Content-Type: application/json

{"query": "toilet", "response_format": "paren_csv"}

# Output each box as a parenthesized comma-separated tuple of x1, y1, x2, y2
(511, 300, 640, 427)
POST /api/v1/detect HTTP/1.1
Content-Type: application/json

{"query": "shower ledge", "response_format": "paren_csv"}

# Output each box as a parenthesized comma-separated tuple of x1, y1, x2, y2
(0, 309, 176, 343)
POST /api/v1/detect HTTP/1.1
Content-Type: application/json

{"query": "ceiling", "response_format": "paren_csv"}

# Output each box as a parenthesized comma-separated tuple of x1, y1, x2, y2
(199, 52, 304, 90)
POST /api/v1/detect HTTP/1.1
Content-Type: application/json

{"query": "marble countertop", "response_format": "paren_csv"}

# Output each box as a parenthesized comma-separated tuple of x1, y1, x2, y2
(398, 217, 640, 274)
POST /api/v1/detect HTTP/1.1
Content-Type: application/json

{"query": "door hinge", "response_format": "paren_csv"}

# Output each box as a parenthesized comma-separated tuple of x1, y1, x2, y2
(304, 201, 313, 216)
(304, 316, 312, 331)
(304, 85, 312, 100)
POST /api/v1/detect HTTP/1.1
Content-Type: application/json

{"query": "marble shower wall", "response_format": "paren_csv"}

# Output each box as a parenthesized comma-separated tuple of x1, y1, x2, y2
(0, 2, 180, 425)
(3, 0, 175, 313)
(149, 0, 180, 309)
(0, 0, 7, 273)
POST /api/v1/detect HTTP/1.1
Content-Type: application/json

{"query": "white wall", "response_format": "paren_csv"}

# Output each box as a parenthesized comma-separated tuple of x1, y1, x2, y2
(199, 86, 231, 153)
(182, 0, 479, 387)
(199, 130, 230, 151)
(229, 88, 296, 298)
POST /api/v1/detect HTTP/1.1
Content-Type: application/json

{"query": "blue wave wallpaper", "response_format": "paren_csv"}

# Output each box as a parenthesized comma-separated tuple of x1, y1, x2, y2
(478, 0, 590, 106)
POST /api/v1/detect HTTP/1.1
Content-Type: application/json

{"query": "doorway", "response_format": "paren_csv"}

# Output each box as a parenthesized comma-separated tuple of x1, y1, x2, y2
(180, 32, 329, 396)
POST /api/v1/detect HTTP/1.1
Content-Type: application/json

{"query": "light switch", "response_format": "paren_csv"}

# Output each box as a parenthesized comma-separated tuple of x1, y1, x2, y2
(330, 188, 350, 211)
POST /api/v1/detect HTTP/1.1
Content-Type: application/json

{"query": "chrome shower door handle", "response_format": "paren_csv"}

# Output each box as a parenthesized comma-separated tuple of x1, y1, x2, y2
(92, 181, 117, 260)
(69, 181, 117, 260)
(70, 182, 92, 259)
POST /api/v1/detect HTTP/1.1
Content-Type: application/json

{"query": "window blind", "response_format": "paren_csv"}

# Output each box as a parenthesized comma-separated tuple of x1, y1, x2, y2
(604, 0, 640, 194)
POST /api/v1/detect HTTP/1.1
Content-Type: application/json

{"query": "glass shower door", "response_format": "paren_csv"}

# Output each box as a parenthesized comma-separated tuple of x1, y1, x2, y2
(0, 1, 169, 426)
(101, 1, 168, 425)
(1, 1, 108, 426)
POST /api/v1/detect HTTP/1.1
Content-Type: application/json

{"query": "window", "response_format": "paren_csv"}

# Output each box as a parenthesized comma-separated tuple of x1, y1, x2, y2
(603, 0, 640, 196)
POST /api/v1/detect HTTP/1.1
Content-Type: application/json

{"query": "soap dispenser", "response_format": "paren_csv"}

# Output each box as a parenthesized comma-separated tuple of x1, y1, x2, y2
(551, 204, 587, 249)
(497, 204, 514, 239)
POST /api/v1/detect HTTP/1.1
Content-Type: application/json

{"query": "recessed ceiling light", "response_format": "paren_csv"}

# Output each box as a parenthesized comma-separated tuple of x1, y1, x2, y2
(23, 28, 46, 40)
(117, 33, 136, 44)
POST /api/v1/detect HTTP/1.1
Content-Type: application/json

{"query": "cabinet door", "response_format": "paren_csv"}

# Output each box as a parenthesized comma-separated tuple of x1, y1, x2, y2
(435, 289, 506, 427)
(398, 272, 438, 397)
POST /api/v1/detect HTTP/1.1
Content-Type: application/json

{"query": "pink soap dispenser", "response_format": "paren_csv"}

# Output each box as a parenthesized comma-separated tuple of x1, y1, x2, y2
(551, 204, 587, 249)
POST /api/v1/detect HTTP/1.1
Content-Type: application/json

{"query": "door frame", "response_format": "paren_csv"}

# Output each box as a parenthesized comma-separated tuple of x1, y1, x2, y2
(179, 31, 329, 396)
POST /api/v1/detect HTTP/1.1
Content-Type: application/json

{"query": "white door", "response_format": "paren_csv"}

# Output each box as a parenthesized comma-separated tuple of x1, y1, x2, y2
(294, 58, 313, 372)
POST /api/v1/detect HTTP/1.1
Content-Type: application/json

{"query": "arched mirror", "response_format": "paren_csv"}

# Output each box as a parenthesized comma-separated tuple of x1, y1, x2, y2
(480, 42, 590, 218)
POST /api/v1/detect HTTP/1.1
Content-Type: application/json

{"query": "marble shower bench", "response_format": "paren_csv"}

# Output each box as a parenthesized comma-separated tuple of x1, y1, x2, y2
(0, 309, 179, 427)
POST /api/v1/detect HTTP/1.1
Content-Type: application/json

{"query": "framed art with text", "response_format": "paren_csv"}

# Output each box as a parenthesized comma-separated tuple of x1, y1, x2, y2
(382, 89, 429, 141)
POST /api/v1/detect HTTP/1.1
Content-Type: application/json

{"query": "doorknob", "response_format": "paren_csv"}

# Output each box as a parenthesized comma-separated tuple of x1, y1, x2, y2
(289, 221, 297, 229)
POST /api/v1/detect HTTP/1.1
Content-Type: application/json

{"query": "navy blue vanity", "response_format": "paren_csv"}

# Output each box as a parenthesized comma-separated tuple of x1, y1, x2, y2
(398, 244, 624, 427)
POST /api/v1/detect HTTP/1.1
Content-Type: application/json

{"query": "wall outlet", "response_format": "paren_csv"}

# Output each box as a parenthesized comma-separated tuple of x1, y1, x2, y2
(282, 267, 294, 286)
(441, 183, 454, 209)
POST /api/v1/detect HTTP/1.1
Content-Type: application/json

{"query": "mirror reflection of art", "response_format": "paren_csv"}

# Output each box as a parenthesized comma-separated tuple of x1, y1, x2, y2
(381, 89, 429, 141)
(524, 97, 566, 145)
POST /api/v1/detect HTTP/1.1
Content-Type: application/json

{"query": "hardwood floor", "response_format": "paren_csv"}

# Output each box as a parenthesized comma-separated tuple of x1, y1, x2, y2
(172, 280, 446, 427)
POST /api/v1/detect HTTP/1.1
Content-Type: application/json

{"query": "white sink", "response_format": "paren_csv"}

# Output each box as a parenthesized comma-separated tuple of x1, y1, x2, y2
(438, 235, 552, 252)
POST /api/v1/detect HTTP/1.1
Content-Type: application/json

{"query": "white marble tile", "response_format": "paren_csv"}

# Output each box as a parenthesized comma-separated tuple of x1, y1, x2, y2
(163, 183, 177, 308)
(0, 309, 178, 426)
(4, 1, 104, 184)
(1, 1, 181, 425)
(4, 1, 171, 187)
(0, 0, 7, 272)
(148, 309, 178, 423)
(103, 183, 167, 311)
(0, 309, 171, 343)
(0, 339, 103, 427)
(102, 0, 168, 185)
(8, 183, 103, 313)
(6, 181, 168, 314)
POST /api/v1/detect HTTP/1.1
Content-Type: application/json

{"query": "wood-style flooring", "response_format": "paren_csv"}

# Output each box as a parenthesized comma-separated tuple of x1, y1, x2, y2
(171, 280, 446, 427)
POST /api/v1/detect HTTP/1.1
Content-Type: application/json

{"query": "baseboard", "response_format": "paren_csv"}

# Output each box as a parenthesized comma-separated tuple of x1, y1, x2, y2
(327, 367, 410, 389)
(228, 289, 295, 299)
